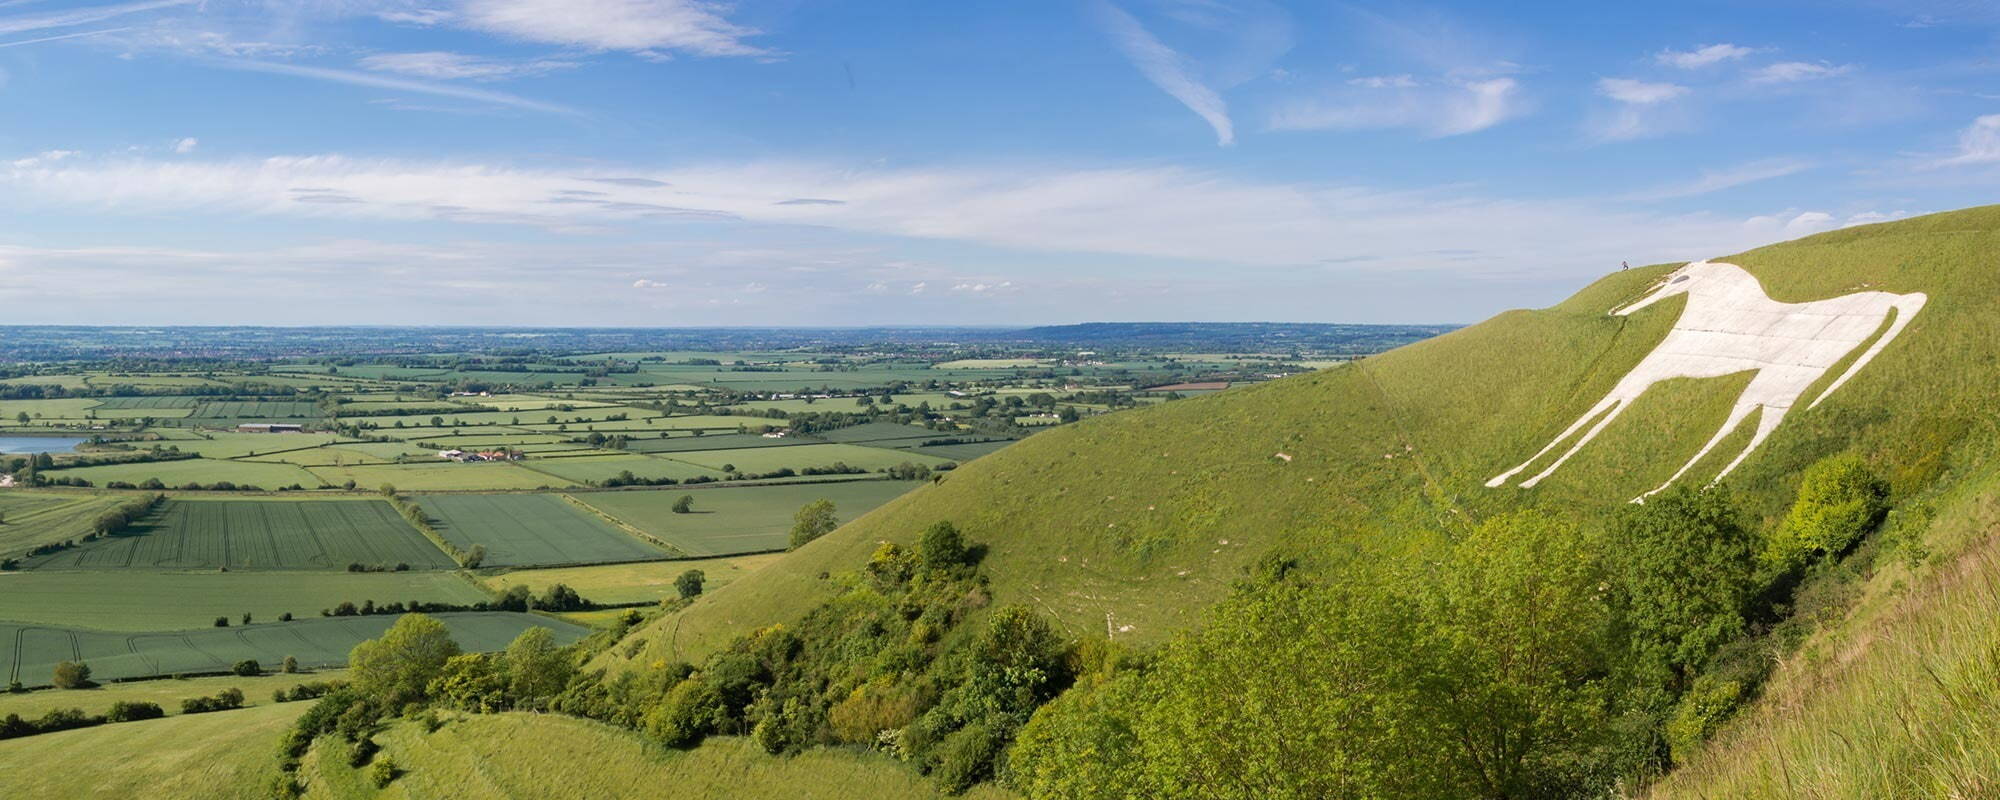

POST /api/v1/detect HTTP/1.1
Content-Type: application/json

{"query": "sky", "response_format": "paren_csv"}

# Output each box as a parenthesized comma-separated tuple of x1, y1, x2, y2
(0, 0, 1997, 327)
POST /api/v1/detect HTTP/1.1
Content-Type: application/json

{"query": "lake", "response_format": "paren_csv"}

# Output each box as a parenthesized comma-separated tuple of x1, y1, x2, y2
(0, 436, 89, 455)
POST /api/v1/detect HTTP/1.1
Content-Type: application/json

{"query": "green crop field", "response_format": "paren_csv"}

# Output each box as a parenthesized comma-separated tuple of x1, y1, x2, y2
(244, 446, 399, 466)
(0, 701, 308, 799)
(2, 612, 588, 686)
(481, 552, 784, 606)
(800, 422, 943, 444)
(189, 400, 324, 418)
(140, 432, 350, 458)
(0, 570, 490, 630)
(49, 458, 323, 489)
(0, 668, 349, 721)
(622, 432, 809, 453)
(21, 499, 455, 571)
(305, 462, 556, 491)
(516, 454, 722, 486)
(571, 480, 920, 556)
(0, 492, 131, 558)
(417, 493, 668, 567)
(659, 442, 955, 474)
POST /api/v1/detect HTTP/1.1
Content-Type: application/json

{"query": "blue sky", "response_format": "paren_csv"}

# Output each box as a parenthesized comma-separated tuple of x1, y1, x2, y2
(1, 0, 1997, 327)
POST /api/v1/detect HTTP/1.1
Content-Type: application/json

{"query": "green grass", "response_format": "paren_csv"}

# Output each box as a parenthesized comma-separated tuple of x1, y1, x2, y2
(600, 206, 2000, 676)
(0, 701, 305, 799)
(621, 432, 811, 453)
(297, 711, 1017, 800)
(0, 668, 349, 721)
(49, 457, 325, 488)
(0, 570, 489, 630)
(0, 491, 130, 558)
(2, 612, 589, 686)
(304, 462, 557, 492)
(571, 480, 921, 556)
(21, 498, 456, 571)
(416, 493, 669, 567)
(480, 552, 784, 606)
(659, 442, 954, 474)
(142, 432, 351, 459)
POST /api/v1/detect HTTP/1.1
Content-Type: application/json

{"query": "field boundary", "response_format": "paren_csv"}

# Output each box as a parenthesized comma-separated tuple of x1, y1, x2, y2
(558, 493, 690, 558)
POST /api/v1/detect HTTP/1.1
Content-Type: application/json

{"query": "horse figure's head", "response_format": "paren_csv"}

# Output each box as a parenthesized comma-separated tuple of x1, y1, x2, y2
(1611, 261, 1726, 316)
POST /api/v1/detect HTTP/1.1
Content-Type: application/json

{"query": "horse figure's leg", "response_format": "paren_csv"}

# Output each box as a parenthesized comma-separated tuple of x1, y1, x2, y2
(1635, 401, 1760, 502)
(1486, 395, 1624, 487)
(1807, 293, 1927, 409)
(1709, 404, 1789, 486)
(1519, 396, 1637, 488)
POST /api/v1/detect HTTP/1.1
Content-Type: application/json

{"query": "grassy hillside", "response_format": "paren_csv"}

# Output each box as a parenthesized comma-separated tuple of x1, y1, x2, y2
(0, 702, 305, 798)
(297, 712, 1017, 800)
(602, 206, 2000, 672)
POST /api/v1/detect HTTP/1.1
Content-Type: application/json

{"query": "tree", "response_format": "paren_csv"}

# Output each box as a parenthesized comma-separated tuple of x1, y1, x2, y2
(348, 614, 461, 707)
(1762, 453, 1889, 575)
(504, 627, 572, 705)
(918, 520, 970, 572)
(788, 499, 838, 549)
(672, 495, 695, 514)
(675, 569, 706, 600)
(1613, 486, 1758, 687)
(214, 616, 230, 627)
(51, 660, 91, 689)
(282, 655, 300, 674)
(463, 544, 487, 569)
(233, 659, 262, 677)
(242, 612, 253, 626)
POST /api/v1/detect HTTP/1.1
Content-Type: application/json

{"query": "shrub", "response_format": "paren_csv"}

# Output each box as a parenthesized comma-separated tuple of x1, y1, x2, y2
(368, 757, 398, 788)
(233, 659, 262, 677)
(51, 660, 91, 689)
(788, 499, 838, 549)
(672, 494, 694, 514)
(106, 701, 165, 723)
(1666, 676, 1744, 764)
(282, 655, 300, 673)
(1762, 453, 1890, 574)
(675, 569, 705, 600)
(918, 521, 970, 572)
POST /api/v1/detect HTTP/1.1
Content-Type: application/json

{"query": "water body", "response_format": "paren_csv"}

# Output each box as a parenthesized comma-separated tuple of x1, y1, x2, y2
(0, 436, 88, 455)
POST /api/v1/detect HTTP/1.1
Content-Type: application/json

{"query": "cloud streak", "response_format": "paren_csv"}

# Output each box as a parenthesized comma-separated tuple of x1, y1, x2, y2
(1094, 1, 1235, 146)
(0, 0, 188, 36)
(1268, 77, 1522, 137)
(211, 60, 579, 115)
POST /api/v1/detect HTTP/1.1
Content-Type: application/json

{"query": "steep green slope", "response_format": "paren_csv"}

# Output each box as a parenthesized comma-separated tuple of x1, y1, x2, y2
(0, 702, 306, 798)
(602, 206, 2000, 673)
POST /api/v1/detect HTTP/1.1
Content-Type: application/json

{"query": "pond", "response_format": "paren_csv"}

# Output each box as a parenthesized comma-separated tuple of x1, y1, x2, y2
(0, 436, 89, 455)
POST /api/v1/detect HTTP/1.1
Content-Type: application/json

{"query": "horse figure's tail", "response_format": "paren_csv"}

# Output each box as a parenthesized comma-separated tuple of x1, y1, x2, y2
(1808, 292, 1928, 410)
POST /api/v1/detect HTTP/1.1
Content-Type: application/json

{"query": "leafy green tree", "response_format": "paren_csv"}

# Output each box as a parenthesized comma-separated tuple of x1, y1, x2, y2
(788, 499, 838, 549)
(1761, 453, 1889, 574)
(918, 520, 970, 572)
(1612, 486, 1757, 687)
(428, 653, 507, 713)
(675, 569, 706, 600)
(233, 659, 262, 677)
(282, 655, 300, 674)
(348, 614, 461, 707)
(504, 627, 572, 705)
(643, 678, 727, 748)
(51, 660, 91, 689)
(672, 495, 694, 513)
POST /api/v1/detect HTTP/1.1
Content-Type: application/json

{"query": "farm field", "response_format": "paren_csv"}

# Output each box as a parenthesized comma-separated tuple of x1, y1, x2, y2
(481, 552, 785, 606)
(305, 462, 556, 491)
(417, 493, 669, 567)
(189, 400, 323, 418)
(1, 612, 589, 686)
(137, 432, 350, 458)
(21, 498, 455, 571)
(572, 480, 920, 556)
(660, 442, 954, 474)
(0, 668, 350, 721)
(0, 570, 490, 630)
(49, 458, 323, 489)
(0, 492, 130, 558)
(622, 432, 809, 453)
(244, 446, 400, 466)
(0, 701, 309, 799)
(811, 422, 953, 444)
(516, 453, 722, 485)
(896, 440, 1015, 461)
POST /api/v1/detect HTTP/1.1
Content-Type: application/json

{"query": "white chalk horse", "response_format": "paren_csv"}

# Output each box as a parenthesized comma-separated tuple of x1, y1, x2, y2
(1487, 260, 1926, 500)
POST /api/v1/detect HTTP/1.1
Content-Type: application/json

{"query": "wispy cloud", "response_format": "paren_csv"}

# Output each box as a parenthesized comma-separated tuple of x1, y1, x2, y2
(359, 51, 579, 81)
(1093, 1, 1234, 146)
(1748, 61, 1855, 83)
(173, 137, 198, 154)
(212, 60, 578, 115)
(1587, 78, 1693, 142)
(449, 0, 768, 58)
(1656, 43, 1752, 69)
(1268, 77, 1522, 137)
(1933, 114, 2000, 166)
(0, 0, 189, 36)
(1598, 78, 1688, 105)
(1622, 157, 1815, 200)
(0, 25, 130, 49)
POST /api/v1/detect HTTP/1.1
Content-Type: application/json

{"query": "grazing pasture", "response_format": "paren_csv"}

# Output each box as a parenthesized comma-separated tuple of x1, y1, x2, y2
(895, 440, 1015, 461)
(812, 422, 949, 444)
(622, 432, 811, 453)
(0, 492, 131, 558)
(572, 480, 920, 556)
(135, 432, 349, 459)
(516, 454, 722, 486)
(417, 493, 669, 567)
(0, 701, 309, 799)
(482, 552, 785, 606)
(20, 499, 455, 571)
(49, 458, 322, 489)
(304, 462, 555, 492)
(0, 570, 489, 630)
(1, 612, 588, 686)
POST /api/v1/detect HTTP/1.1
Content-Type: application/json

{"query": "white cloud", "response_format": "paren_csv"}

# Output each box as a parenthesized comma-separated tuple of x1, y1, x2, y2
(632, 278, 667, 288)
(173, 137, 198, 154)
(1598, 78, 1688, 105)
(1935, 114, 2000, 166)
(213, 60, 577, 115)
(1267, 76, 1522, 137)
(1094, 1, 1234, 146)
(359, 51, 579, 81)
(1623, 158, 1814, 200)
(451, 0, 767, 58)
(1347, 74, 1417, 89)
(0, 0, 191, 36)
(9, 150, 78, 168)
(1748, 61, 1854, 84)
(1656, 43, 1752, 69)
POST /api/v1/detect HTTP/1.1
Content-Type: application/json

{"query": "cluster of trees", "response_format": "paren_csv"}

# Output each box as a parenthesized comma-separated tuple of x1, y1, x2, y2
(180, 688, 246, 714)
(1009, 454, 1895, 799)
(0, 702, 164, 741)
